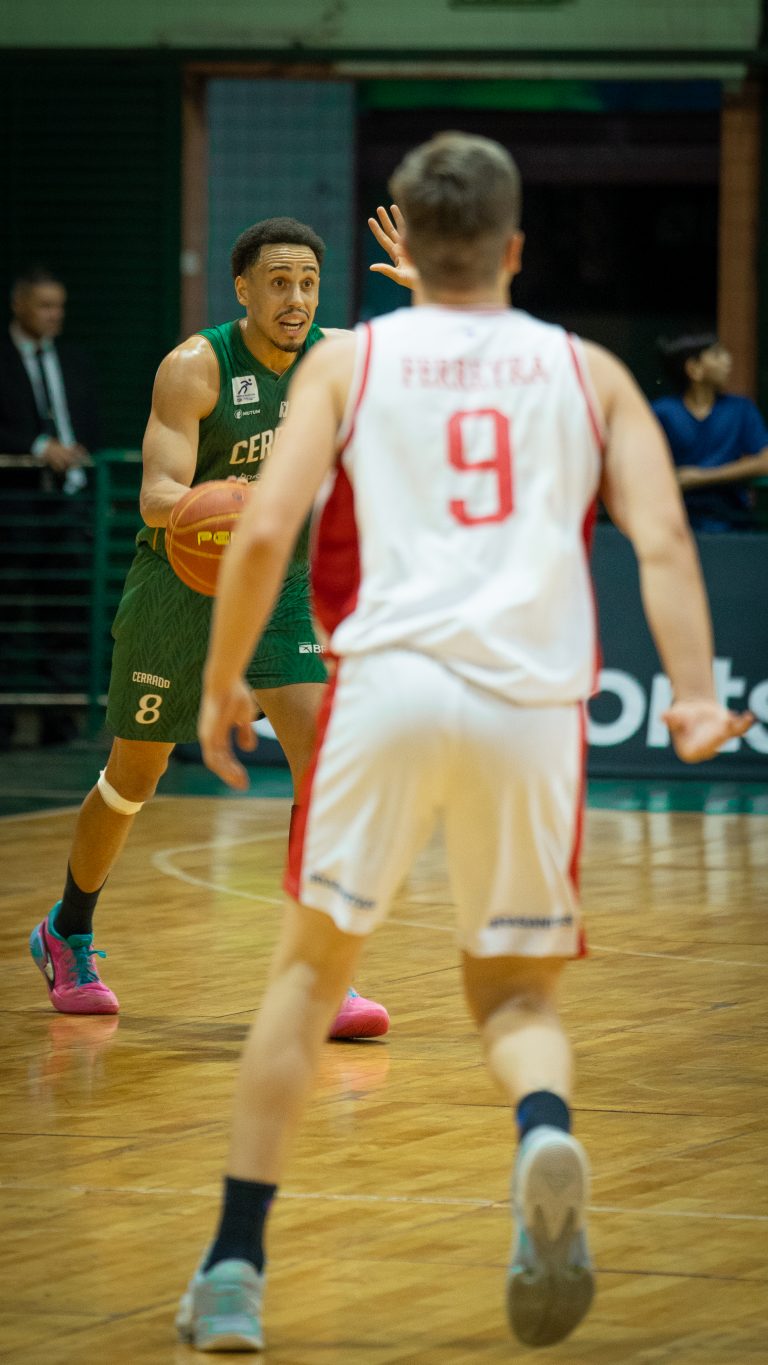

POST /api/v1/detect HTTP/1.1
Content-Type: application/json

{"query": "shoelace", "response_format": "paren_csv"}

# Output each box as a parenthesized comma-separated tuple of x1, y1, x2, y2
(65, 935, 107, 986)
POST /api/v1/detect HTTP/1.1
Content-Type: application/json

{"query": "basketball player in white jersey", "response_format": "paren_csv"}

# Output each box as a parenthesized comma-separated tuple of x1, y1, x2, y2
(178, 133, 752, 1352)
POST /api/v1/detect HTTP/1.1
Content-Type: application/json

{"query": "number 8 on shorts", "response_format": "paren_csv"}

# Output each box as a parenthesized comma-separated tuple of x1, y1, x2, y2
(135, 694, 164, 726)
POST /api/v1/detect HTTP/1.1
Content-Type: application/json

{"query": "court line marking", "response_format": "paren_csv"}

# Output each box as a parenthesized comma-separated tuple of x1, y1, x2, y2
(0, 794, 287, 825)
(588, 943, 768, 971)
(0, 804, 81, 823)
(152, 832, 284, 905)
(1, 1179, 765, 1224)
(151, 835, 768, 969)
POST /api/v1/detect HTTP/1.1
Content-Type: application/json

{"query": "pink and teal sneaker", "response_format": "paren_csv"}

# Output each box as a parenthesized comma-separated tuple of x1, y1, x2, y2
(328, 988, 389, 1040)
(29, 904, 119, 1015)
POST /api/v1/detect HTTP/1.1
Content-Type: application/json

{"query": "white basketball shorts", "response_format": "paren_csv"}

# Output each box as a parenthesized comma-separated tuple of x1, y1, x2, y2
(285, 649, 587, 959)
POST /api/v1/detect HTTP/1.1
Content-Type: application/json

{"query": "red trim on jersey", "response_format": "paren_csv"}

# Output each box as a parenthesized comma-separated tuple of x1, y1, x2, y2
(338, 322, 373, 457)
(308, 324, 371, 641)
(311, 465, 361, 641)
(569, 702, 589, 958)
(284, 669, 340, 902)
(582, 497, 603, 693)
(566, 333, 605, 457)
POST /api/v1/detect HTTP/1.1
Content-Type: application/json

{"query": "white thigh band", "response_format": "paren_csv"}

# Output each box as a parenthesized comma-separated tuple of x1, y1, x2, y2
(97, 768, 145, 816)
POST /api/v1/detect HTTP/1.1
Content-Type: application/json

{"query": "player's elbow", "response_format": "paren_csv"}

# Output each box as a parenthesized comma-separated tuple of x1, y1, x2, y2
(633, 506, 695, 568)
(139, 484, 161, 527)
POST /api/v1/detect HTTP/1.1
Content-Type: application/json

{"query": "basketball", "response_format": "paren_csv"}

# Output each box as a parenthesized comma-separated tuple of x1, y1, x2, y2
(166, 480, 249, 596)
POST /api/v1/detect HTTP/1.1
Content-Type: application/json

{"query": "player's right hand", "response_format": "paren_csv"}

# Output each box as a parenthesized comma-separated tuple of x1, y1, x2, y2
(368, 204, 419, 291)
(662, 699, 754, 762)
(199, 677, 258, 790)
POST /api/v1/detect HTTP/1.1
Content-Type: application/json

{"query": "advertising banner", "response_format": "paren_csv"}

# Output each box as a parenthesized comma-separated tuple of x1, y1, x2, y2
(589, 525, 768, 780)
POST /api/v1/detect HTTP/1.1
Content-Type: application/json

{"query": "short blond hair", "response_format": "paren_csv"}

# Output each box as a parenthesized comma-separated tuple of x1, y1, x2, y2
(390, 131, 522, 290)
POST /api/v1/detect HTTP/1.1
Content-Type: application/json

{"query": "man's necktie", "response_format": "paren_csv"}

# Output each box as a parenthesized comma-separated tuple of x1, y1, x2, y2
(34, 347, 58, 437)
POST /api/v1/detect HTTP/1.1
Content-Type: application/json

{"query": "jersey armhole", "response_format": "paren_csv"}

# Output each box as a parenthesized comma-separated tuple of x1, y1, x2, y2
(336, 323, 373, 458)
(566, 334, 607, 459)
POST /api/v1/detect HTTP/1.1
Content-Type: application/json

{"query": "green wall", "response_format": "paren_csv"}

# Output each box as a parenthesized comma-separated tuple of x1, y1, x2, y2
(0, 0, 760, 56)
(0, 54, 182, 447)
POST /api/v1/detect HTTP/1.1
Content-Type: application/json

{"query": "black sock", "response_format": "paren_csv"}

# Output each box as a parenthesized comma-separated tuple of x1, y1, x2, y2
(516, 1090, 571, 1142)
(204, 1177, 277, 1275)
(52, 865, 106, 939)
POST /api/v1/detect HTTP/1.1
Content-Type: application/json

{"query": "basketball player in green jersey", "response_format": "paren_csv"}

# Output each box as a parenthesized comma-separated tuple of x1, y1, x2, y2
(29, 211, 413, 1037)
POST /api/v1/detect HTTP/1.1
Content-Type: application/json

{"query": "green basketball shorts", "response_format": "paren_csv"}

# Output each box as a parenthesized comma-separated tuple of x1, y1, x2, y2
(106, 546, 327, 743)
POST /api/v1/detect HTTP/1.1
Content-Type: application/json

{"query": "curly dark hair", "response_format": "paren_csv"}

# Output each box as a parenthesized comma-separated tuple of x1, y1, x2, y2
(230, 218, 326, 279)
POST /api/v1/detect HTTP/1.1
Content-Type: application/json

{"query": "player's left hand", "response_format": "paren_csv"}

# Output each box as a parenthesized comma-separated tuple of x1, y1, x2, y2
(199, 678, 258, 790)
(368, 204, 418, 291)
(662, 699, 754, 762)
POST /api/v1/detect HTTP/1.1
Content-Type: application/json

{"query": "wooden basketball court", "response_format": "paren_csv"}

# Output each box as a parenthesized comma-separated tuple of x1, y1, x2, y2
(1, 789, 766, 1363)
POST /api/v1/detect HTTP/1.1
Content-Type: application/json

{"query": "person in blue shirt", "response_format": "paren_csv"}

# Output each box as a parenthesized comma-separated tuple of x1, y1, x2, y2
(653, 333, 768, 530)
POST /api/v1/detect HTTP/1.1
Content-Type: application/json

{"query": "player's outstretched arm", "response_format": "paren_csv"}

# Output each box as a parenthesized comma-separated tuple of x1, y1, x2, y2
(199, 335, 357, 788)
(589, 343, 753, 763)
(139, 337, 219, 527)
(368, 203, 419, 291)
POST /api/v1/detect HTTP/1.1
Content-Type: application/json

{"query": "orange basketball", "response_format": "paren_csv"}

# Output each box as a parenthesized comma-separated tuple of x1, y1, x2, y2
(166, 480, 249, 596)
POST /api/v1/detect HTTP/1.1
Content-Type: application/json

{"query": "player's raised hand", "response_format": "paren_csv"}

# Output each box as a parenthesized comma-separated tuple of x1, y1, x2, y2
(199, 678, 257, 790)
(368, 204, 418, 290)
(662, 699, 754, 763)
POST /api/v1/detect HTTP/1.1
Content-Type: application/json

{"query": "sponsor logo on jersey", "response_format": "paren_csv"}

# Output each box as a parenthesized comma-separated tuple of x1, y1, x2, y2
(234, 408, 261, 419)
(298, 642, 325, 654)
(132, 671, 171, 689)
(232, 374, 259, 405)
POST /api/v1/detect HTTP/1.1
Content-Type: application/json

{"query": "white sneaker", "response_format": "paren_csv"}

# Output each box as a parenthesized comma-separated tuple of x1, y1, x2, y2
(507, 1126, 594, 1347)
(176, 1257, 265, 1352)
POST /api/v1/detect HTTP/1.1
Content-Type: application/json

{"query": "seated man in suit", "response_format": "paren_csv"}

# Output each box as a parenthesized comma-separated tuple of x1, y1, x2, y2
(0, 266, 100, 490)
(0, 268, 101, 743)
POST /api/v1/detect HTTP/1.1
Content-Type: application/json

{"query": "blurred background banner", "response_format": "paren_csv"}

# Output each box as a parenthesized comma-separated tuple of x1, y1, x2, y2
(589, 525, 768, 780)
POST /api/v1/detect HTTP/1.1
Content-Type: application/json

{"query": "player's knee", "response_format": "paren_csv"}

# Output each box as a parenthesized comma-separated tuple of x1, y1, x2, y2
(98, 744, 171, 809)
(97, 768, 147, 815)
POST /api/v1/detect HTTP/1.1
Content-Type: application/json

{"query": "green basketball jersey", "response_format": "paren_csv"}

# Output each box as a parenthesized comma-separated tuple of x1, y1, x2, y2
(136, 318, 326, 579)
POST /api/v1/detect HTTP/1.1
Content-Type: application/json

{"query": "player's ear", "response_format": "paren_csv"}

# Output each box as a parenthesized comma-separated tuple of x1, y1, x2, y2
(505, 231, 525, 279)
(234, 274, 248, 308)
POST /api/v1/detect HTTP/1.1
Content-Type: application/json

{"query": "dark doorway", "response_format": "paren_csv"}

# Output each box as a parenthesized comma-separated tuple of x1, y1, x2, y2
(357, 98, 719, 396)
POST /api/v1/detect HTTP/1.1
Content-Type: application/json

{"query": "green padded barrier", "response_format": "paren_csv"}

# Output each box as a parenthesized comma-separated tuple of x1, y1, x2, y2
(0, 452, 142, 733)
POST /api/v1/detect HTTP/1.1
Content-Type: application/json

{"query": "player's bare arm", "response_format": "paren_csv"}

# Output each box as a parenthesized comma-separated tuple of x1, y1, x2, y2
(139, 336, 219, 527)
(199, 335, 356, 788)
(588, 342, 753, 761)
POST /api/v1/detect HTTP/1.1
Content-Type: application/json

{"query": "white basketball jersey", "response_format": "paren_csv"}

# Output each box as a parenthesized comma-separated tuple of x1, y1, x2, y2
(311, 305, 603, 704)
